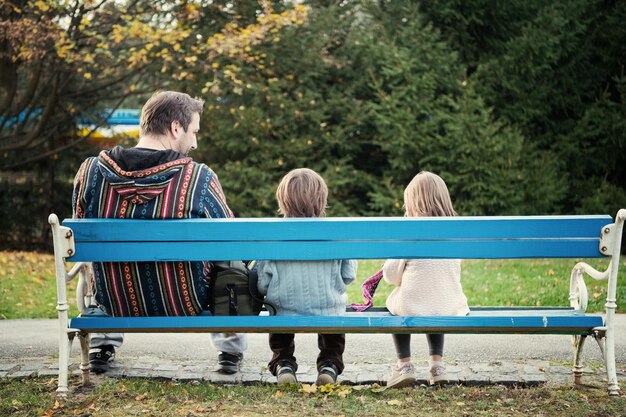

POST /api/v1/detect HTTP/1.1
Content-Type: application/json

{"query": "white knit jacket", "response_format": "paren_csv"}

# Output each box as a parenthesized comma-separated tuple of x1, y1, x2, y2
(383, 258, 469, 316)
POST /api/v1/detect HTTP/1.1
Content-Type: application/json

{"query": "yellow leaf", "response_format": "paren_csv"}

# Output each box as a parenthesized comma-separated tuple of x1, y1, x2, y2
(387, 400, 402, 405)
(299, 384, 317, 394)
(34, 0, 50, 12)
(83, 72, 92, 79)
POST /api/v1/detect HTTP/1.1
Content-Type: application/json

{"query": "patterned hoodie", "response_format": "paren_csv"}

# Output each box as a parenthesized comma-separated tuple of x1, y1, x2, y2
(72, 147, 233, 317)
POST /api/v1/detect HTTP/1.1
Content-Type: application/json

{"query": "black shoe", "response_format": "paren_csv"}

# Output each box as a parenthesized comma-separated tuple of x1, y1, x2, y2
(217, 352, 243, 374)
(316, 362, 339, 385)
(89, 345, 115, 374)
(276, 360, 297, 385)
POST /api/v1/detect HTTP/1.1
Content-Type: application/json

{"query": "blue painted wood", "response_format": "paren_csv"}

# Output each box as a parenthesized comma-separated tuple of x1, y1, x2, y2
(69, 314, 603, 335)
(68, 238, 603, 262)
(64, 215, 611, 242)
(60, 215, 611, 340)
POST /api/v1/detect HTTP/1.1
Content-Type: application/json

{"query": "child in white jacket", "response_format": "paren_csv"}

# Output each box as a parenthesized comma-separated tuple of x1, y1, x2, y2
(384, 171, 469, 388)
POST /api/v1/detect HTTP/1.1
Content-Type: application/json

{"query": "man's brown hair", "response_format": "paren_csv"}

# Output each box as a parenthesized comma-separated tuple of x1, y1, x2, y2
(140, 91, 204, 136)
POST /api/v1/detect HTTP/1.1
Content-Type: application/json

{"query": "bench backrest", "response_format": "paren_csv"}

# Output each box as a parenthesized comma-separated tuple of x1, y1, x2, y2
(62, 215, 612, 262)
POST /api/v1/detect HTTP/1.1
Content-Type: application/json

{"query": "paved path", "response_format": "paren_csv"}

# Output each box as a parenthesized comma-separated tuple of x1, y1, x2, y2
(1, 318, 625, 388)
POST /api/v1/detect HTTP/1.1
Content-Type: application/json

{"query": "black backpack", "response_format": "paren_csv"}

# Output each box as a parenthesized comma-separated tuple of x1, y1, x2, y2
(209, 261, 275, 316)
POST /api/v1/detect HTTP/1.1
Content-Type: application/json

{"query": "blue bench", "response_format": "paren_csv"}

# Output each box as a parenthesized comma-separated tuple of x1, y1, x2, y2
(49, 211, 625, 396)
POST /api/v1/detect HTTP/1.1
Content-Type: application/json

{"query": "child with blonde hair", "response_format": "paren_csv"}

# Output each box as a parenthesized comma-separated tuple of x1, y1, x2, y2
(385, 171, 469, 388)
(257, 168, 357, 385)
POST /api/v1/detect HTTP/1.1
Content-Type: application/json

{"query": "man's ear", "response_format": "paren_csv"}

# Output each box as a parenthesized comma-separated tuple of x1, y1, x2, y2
(170, 120, 180, 138)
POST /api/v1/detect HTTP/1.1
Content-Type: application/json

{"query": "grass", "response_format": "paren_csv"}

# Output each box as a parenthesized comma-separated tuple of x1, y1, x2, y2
(0, 251, 625, 319)
(1, 377, 625, 417)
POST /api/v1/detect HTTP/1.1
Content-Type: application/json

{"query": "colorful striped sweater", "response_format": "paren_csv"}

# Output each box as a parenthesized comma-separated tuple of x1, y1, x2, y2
(72, 147, 233, 317)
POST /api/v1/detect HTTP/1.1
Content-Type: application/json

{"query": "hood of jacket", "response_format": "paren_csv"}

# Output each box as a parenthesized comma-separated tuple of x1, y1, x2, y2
(97, 147, 192, 204)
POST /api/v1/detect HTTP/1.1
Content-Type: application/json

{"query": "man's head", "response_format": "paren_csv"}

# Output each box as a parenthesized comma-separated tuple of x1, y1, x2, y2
(139, 91, 204, 155)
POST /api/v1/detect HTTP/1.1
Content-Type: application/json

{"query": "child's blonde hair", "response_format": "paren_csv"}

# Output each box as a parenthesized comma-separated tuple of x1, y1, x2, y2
(403, 171, 457, 217)
(276, 168, 328, 218)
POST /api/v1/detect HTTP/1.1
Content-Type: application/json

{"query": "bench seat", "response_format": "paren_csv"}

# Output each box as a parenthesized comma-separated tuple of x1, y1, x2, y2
(70, 307, 603, 335)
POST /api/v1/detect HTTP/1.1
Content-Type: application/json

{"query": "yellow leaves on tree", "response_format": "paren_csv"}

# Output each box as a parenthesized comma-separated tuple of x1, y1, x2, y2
(32, 0, 50, 13)
(206, 3, 308, 60)
(204, 2, 309, 87)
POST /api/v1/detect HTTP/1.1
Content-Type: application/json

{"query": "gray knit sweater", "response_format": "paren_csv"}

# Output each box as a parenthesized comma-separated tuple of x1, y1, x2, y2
(256, 259, 357, 316)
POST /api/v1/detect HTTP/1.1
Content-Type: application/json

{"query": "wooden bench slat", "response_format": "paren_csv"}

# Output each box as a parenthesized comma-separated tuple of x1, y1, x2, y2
(64, 215, 611, 242)
(69, 314, 603, 335)
(69, 239, 604, 262)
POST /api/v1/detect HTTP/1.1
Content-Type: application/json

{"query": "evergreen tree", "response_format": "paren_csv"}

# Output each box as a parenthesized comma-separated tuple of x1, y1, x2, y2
(420, 0, 626, 214)
(196, 1, 560, 216)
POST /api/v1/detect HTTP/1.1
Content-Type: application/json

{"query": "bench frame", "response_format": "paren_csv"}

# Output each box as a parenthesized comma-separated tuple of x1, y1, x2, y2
(49, 210, 625, 396)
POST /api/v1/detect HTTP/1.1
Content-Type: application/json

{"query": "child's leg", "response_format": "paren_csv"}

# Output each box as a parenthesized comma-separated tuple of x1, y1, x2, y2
(268, 333, 297, 375)
(317, 333, 345, 374)
(392, 333, 412, 362)
(387, 334, 415, 388)
(426, 333, 444, 362)
(426, 333, 448, 384)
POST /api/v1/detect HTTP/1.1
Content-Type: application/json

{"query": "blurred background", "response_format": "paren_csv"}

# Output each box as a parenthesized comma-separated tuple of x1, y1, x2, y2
(2, 0, 625, 251)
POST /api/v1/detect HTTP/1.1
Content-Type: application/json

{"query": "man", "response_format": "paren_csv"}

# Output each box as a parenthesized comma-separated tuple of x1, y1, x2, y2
(72, 91, 246, 374)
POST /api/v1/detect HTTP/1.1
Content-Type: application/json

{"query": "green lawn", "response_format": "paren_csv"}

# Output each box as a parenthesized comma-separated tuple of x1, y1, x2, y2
(0, 251, 624, 319)
(1, 378, 625, 417)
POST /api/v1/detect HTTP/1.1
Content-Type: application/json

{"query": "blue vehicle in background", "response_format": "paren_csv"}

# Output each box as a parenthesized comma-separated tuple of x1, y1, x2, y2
(77, 109, 140, 147)
(1, 108, 141, 148)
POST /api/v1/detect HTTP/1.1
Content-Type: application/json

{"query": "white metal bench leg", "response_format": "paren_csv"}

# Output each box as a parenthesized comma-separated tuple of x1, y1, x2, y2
(571, 335, 587, 385)
(49, 214, 79, 397)
(604, 311, 620, 396)
(603, 209, 624, 396)
(57, 331, 73, 396)
(78, 332, 91, 386)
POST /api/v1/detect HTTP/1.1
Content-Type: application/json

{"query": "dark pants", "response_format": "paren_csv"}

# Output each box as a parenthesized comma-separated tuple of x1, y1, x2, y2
(268, 333, 346, 375)
(392, 333, 445, 359)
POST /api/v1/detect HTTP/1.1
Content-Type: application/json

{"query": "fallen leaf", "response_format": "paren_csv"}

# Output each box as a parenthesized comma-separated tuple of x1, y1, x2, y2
(337, 388, 351, 399)
(387, 400, 402, 405)
(135, 393, 148, 401)
(299, 383, 317, 394)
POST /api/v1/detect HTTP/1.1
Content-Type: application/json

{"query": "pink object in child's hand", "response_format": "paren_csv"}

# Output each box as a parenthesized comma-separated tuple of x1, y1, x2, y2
(348, 269, 383, 312)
